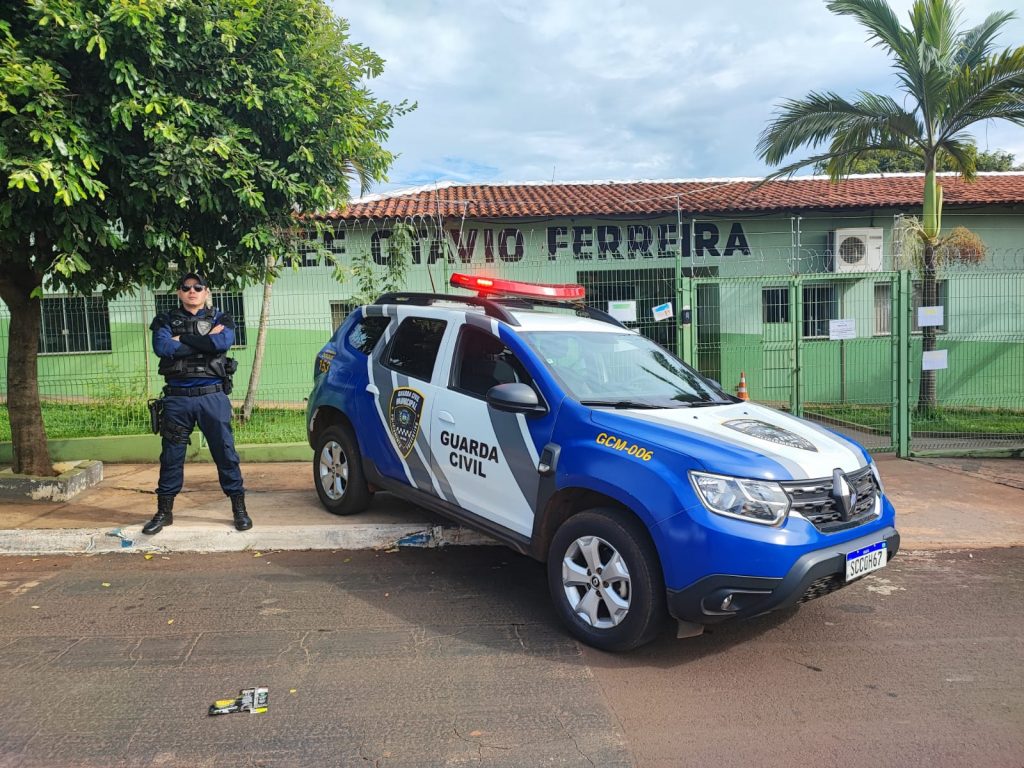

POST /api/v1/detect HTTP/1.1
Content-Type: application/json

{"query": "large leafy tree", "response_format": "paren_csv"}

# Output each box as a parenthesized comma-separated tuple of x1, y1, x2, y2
(757, 0, 1024, 413)
(1, 0, 408, 475)
(813, 144, 1022, 173)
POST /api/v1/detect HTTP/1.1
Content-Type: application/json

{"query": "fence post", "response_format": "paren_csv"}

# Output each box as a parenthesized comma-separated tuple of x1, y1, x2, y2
(790, 275, 803, 417)
(896, 270, 911, 456)
(676, 275, 694, 363)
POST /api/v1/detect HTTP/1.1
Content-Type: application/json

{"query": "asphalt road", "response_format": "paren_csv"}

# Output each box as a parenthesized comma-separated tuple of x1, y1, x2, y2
(0, 546, 1021, 768)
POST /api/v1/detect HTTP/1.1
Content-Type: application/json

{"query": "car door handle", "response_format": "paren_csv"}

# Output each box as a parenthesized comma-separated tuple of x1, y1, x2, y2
(437, 410, 455, 424)
(366, 384, 379, 395)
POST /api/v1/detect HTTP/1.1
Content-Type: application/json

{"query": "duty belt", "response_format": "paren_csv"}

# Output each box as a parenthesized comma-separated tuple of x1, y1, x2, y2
(164, 383, 224, 397)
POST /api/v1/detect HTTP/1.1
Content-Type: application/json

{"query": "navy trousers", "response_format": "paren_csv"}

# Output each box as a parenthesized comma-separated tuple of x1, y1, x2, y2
(156, 391, 245, 497)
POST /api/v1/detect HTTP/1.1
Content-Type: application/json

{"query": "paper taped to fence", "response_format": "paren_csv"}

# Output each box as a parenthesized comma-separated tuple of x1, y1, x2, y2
(607, 301, 637, 323)
(922, 350, 948, 371)
(652, 302, 673, 322)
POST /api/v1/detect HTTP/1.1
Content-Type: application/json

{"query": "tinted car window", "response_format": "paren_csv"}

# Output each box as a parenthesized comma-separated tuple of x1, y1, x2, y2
(451, 326, 532, 398)
(347, 316, 390, 355)
(384, 318, 447, 381)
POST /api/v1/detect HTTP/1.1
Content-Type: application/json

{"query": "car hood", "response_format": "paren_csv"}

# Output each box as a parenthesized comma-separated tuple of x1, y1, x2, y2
(589, 401, 870, 481)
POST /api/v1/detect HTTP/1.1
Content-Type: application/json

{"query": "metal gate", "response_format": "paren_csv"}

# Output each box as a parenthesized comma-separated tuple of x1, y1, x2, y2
(687, 273, 900, 453)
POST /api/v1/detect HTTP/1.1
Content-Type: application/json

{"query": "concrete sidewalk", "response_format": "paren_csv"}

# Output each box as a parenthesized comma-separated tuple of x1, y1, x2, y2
(0, 456, 1022, 556)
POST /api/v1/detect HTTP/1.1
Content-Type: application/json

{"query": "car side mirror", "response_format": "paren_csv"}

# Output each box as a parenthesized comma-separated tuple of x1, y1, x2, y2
(486, 382, 546, 415)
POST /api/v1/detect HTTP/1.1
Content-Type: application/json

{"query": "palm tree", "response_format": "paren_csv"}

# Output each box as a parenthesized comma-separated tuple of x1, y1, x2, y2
(757, 0, 1024, 413)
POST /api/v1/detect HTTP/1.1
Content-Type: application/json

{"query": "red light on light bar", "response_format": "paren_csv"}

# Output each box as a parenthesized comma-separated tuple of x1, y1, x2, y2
(450, 273, 586, 300)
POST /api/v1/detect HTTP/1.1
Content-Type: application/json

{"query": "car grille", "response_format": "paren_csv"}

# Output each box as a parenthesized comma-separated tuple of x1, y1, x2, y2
(798, 574, 846, 603)
(780, 465, 878, 533)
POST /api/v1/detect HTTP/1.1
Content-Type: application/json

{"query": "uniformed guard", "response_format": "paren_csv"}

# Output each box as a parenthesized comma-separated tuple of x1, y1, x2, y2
(142, 272, 251, 534)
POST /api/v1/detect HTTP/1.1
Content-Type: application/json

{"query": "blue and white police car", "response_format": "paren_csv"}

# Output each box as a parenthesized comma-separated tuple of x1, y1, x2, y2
(306, 274, 899, 651)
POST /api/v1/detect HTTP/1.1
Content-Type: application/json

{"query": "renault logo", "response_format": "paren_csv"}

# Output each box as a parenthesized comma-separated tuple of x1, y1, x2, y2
(830, 468, 858, 521)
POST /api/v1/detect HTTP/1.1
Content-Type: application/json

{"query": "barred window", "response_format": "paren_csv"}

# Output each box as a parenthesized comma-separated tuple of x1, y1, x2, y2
(871, 281, 948, 335)
(761, 287, 790, 324)
(39, 296, 112, 354)
(802, 283, 838, 338)
(874, 283, 892, 335)
(155, 292, 247, 346)
(330, 300, 356, 331)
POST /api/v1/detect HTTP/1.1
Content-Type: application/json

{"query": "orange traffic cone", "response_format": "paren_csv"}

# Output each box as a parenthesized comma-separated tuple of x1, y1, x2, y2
(736, 371, 749, 401)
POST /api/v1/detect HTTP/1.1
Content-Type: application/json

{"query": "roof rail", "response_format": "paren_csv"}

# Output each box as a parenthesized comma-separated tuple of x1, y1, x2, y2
(373, 292, 520, 326)
(492, 297, 628, 329)
(373, 292, 629, 330)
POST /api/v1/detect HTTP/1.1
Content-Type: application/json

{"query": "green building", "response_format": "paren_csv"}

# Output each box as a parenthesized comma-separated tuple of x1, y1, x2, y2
(2, 172, 1022, 453)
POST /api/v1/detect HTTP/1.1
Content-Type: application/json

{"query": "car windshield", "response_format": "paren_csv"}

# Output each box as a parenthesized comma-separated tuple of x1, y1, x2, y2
(520, 330, 729, 407)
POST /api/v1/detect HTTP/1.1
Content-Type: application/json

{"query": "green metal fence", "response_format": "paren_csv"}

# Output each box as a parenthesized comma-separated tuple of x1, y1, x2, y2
(682, 272, 901, 452)
(1, 211, 1022, 458)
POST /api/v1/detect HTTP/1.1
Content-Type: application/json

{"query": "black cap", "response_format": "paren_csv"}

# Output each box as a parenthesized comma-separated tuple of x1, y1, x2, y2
(178, 272, 206, 289)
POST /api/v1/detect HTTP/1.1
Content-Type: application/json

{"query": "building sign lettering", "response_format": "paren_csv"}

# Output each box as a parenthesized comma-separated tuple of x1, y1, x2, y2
(331, 220, 752, 267)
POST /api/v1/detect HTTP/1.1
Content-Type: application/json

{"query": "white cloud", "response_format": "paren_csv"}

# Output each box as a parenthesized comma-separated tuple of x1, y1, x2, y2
(336, 0, 1024, 190)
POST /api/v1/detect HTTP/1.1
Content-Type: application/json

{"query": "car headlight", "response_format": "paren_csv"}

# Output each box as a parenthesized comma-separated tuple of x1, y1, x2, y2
(689, 471, 791, 526)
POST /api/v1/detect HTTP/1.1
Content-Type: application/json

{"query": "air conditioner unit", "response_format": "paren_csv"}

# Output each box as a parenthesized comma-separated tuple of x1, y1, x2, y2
(828, 228, 884, 272)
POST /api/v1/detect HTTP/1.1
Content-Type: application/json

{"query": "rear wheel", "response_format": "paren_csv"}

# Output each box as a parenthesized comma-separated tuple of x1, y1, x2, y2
(547, 508, 666, 651)
(313, 424, 372, 515)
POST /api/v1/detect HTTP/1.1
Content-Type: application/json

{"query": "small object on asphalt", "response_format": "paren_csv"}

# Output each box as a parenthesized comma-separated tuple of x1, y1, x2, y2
(208, 687, 269, 716)
(167, 619, 174, 625)
(101, 582, 111, 588)
(144, 554, 154, 560)
(289, 689, 297, 694)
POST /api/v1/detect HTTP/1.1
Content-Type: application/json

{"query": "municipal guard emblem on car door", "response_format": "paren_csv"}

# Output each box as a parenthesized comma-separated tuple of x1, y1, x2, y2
(389, 387, 425, 458)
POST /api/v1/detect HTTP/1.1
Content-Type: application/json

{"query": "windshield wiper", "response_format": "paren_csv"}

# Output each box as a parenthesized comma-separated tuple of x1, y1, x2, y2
(579, 399, 662, 409)
(677, 400, 728, 408)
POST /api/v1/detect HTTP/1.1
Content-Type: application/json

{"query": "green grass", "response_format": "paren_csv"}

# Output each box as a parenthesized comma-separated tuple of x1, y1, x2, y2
(807, 403, 1024, 435)
(0, 402, 306, 444)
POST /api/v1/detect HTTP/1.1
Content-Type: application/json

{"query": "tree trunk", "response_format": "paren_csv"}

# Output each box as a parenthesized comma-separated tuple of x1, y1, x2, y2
(916, 242, 938, 415)
(0, 266, 56, 476)
(240, 260, 274, 422)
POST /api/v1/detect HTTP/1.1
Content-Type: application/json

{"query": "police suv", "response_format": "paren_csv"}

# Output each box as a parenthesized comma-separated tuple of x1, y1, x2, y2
(306, 274, 899, 651)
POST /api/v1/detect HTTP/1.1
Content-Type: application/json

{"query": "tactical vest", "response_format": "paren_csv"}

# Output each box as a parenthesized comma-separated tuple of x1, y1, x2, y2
(156, 307, 232, 381)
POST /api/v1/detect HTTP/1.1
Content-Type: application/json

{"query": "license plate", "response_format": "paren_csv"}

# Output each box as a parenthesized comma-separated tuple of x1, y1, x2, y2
(845, 541, 887, 582)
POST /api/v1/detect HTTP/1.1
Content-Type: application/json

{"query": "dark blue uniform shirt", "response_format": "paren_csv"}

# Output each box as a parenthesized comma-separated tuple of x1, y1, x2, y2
(151, 308, 235, 387)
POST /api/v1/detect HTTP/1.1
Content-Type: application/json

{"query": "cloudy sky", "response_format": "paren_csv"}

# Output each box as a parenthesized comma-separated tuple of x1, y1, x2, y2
(335, 0, 1024, 194)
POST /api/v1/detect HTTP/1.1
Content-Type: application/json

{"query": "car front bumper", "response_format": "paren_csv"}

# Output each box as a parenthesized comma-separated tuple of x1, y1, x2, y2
(665, 526, 900, 625)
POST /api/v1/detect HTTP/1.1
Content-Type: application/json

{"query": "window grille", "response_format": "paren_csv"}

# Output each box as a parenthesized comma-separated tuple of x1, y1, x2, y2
(762, 287, 790, 324)
(801, 283, 838, 338)
(874, 283, 892, 335)
(38, 296, 112, 354)
(330, 300, 356, 331)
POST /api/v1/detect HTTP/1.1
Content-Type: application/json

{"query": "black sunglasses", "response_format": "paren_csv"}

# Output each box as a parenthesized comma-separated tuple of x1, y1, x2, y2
(179, 283, 206, 292)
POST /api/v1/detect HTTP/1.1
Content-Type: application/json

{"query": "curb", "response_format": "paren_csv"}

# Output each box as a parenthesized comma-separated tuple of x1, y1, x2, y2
(0, 522, 498, 556)
(0, 460, 104, 503)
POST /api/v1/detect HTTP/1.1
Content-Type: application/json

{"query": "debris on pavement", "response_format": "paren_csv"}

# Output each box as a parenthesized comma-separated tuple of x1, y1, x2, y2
(209, 686, 269, 716)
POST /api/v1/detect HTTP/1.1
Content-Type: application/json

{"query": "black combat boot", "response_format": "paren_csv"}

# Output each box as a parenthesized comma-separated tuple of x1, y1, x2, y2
(231, 494, 252, 531)
(143, 495, 174, 535)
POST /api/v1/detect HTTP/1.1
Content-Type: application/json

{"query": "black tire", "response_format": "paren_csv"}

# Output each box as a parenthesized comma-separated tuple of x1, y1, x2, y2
(547, 508, 667, 652)
(312, 423, 372, 515)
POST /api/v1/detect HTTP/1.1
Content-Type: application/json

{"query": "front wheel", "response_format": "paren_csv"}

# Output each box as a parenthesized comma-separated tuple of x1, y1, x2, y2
(313, 424, 372, 515)
(547, 508, 666, 652)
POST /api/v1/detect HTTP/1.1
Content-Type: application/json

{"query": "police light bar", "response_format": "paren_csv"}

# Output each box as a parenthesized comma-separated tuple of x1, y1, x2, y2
(450, 273, 586, 301)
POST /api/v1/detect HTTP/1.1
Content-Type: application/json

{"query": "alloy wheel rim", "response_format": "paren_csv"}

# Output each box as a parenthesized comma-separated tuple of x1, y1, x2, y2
(561, 534, 631, 629)
(318, 440, 349, 501)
